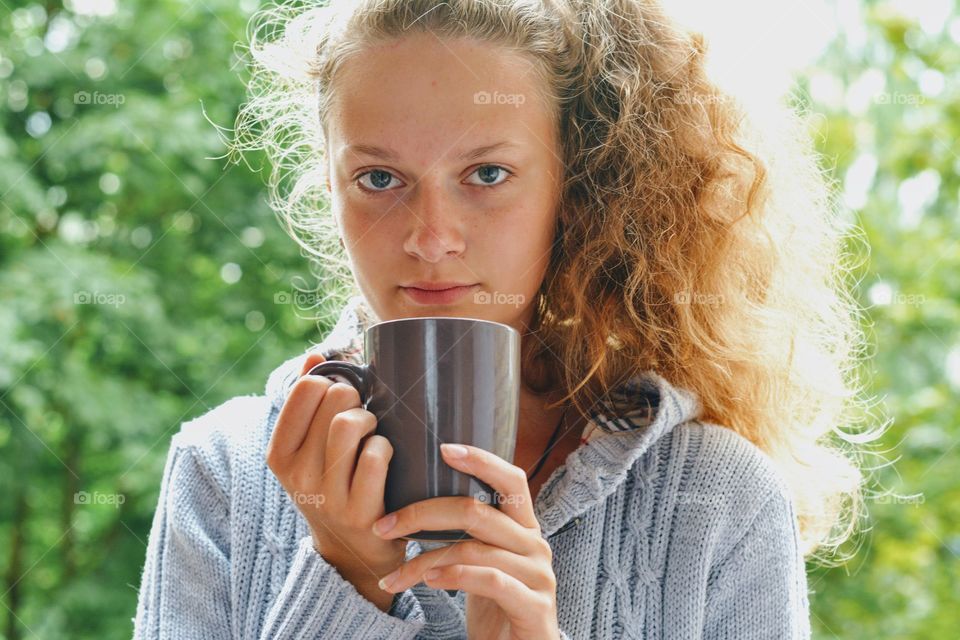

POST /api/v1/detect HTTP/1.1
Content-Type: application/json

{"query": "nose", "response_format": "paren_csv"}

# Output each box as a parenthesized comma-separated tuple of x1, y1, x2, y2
(401, 177, 467, 262)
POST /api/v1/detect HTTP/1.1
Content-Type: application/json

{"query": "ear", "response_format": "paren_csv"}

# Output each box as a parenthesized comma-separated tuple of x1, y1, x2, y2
(300, 352, 328, 377)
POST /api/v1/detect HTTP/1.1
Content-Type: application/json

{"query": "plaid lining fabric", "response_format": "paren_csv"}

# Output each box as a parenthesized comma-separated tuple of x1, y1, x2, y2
(294, 296, 660, 446)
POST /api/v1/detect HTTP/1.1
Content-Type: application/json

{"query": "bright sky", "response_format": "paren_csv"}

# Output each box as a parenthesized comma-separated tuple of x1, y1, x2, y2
(668, 0, 955, 103)
(667, 0, 839, 103)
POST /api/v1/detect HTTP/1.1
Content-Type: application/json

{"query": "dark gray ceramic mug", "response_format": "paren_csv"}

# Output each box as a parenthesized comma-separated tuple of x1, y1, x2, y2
(307, 316, 521, 542)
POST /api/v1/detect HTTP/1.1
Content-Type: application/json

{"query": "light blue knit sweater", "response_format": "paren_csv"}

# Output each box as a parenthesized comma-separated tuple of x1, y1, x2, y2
(132, 297, 811, 639)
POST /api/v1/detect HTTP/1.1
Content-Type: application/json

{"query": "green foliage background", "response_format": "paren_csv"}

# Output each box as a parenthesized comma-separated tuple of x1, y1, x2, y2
(0, 1, 957, 638)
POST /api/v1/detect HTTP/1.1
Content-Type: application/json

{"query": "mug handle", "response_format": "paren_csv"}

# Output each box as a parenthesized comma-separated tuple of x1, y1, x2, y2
(306, 360, 371, 405)
(306, 358, 460, 599)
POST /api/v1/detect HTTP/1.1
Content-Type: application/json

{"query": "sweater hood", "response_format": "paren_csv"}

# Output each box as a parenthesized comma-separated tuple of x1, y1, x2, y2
(264, 295, 703, 536)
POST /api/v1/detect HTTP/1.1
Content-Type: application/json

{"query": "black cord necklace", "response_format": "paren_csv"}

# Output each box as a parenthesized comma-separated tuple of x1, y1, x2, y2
(526, 404, 570, 481)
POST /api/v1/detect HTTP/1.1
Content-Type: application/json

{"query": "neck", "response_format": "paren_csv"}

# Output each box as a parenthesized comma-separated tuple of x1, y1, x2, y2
(517, 383, 567, 444)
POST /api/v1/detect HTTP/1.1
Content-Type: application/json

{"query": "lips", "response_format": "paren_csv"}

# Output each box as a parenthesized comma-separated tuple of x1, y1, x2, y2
(401, 283, 480, 305)
(402, 281, 478, 290)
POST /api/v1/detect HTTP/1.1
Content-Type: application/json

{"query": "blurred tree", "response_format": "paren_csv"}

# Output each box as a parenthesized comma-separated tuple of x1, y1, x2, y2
(792, 1, 960, 637)
(0, 1, 347, 637)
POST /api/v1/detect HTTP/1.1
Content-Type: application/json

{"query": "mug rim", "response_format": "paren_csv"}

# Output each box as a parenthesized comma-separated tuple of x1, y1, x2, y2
(369, 315, 519, 336)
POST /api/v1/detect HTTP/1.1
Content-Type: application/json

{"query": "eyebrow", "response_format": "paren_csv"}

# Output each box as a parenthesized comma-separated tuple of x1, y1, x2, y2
(344, 141, 518, 162)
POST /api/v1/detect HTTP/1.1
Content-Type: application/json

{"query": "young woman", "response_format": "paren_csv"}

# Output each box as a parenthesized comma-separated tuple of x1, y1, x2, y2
(134, 1, 877, 638)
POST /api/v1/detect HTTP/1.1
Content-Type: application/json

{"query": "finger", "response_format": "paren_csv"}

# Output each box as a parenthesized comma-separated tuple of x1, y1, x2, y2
(300, 352, 327, 376)
(325, 407, 378, 498)
(373, 496, 540, 556)
(422, 565, 551, 622)
(378, 540, 550, 594)
(440, 444, 537, 528)
(350, 434, 394, 521)
(293, 381, 361, 469)
(267, 375, 333, 464)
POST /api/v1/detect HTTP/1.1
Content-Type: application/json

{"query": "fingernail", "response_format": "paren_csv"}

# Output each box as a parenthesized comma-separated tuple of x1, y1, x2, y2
(378, 569, 400, 591)
(373, 513, 397, 536)
(441, 443, 468, 458)
(424, 568, 441, 580)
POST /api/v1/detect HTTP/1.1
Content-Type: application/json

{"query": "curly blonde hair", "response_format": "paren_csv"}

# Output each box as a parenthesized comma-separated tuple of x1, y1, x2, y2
(229, 0, 888, 563)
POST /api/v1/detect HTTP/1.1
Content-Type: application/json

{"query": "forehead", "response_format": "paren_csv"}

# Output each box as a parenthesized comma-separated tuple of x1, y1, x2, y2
(326, 33, 556, 159)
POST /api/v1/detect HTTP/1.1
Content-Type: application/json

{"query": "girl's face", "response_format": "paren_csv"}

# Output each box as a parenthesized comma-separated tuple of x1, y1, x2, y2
(324, 32, 564, 334)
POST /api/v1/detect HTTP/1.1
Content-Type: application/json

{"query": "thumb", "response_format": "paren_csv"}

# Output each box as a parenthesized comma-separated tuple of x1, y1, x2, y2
(300, 352, 328, 377)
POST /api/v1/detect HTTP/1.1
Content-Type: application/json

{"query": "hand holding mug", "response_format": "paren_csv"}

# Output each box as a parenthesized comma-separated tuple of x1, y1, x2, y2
(372, 443, 562, 640)
(266, 353, 405, 612)
(305, 316, 522, 541)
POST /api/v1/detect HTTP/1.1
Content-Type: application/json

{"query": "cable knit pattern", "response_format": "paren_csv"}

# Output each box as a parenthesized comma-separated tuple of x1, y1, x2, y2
(133, 297, 811, 639)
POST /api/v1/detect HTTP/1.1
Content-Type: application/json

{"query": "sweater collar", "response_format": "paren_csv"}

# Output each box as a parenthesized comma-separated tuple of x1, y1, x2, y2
(265, 296, 702, 536)
(533, 369, 701, 537)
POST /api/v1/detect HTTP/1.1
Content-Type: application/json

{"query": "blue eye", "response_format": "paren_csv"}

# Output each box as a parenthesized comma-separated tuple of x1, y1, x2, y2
(355, 165, 513, 193)
(357, 169, 397, 192)
(464, 165, 513, 187)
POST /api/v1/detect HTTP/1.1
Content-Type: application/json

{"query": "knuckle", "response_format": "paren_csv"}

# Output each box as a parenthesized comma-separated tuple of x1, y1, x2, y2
(361, 444, 387, 465)
(360, 443, 382, 459)
(369, 434, 392, 452)
(328, 412, 350, 431)
(544, 572, 557, 591)
(266, 454, 284, 476)
(330, 410, 376, 440)
(492, 569, 508, 591)
(282, 377, 327, 412)
(302, 354, 327, 375)
(529, 594, 551, 615)
(537, 536, 553, 559)
(326, 382, 360, 407)
(286, 377, 308, 397)
(404, 501, 427, 529)
(287, 466, 308, 490)
(371, 435, 394, 458)
(447, 564, 462, 583)
(265, 443, 280, 468)
(532, 563, 556, 591)
(353, 408, 379, 431)
(408, 500, 423, 524)
(329, 407, 362, 429)
(539, 593, 556, 612)
(464, 500, 487, 528)
(296, 374, 331, 396)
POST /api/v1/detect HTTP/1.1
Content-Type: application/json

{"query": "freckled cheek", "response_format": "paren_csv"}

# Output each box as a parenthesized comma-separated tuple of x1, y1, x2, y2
(338, 199, 401, 239)
(490, 204, 555, 249)
(479, 213, 552, 278)
(335, 212, 399, 281)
